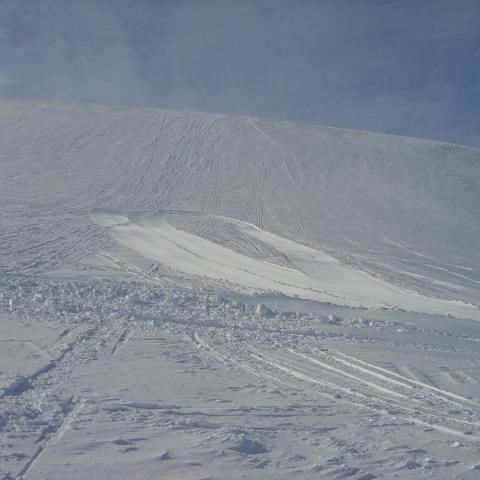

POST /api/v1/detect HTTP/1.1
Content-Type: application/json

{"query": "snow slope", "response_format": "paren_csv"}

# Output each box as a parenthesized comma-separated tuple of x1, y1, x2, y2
(1, 101, 480, 302)
(1, 101, 480, 479)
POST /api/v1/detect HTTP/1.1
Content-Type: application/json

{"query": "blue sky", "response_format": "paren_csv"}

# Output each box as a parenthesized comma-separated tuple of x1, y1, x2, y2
(1, 0, 479, 147)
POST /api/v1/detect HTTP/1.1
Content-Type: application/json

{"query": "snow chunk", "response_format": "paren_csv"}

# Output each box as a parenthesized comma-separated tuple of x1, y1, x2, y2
(256, 303, 273, 318)
(231, 436, 268, 454)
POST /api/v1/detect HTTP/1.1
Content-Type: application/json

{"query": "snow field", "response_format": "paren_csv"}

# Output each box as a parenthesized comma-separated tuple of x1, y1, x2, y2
(1, 102, 480, 479)
(1, 274, 480, 479)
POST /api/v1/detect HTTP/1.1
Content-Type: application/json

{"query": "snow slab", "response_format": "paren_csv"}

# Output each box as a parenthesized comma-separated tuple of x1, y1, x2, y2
(111, 213, 480, 321)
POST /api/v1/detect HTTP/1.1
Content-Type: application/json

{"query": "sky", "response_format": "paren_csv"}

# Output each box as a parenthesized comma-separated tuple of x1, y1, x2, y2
(1, 0, 479, 147)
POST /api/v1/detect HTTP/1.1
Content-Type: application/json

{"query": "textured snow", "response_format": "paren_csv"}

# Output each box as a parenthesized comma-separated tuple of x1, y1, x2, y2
(112, 213, 479, 319)
(1, 101, 480, 479)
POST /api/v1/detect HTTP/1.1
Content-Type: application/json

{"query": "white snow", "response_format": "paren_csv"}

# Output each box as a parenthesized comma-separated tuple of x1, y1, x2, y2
(112, 213, 480, 320)
(1, 101, 480, 479)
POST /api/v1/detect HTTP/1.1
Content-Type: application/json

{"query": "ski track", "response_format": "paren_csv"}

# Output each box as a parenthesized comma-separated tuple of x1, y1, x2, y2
(247, 346, 480, 438)
(246, 117, 304, 237)
(191, 330, 480, 433)
(190, 331, 480, 440)
(2, 274, 480, 479)
(15, 398, 85, 480)
(111, 328, 130, 355)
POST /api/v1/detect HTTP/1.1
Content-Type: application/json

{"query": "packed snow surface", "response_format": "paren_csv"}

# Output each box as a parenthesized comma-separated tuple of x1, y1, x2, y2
(1, 101, 480, 479)
(111, 213, 479, 319)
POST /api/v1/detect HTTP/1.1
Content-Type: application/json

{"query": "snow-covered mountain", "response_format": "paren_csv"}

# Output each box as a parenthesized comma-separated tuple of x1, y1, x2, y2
(1, 102, 479, 479)
(2, 101, 479, 300)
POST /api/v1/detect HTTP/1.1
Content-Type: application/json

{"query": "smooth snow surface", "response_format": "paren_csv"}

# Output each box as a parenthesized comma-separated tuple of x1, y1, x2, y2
(112, 213, 480, 320)
(1, 102, 480, 480)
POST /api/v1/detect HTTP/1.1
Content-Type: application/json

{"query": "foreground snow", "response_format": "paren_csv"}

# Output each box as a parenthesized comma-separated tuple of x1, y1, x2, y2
(2, 275, 480, 479)
(1, 102, 480, 479)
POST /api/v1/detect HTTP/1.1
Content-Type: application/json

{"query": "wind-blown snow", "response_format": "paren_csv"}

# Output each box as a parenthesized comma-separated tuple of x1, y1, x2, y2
(111, 213, 479, 320)
(1, 101, 480, 479)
